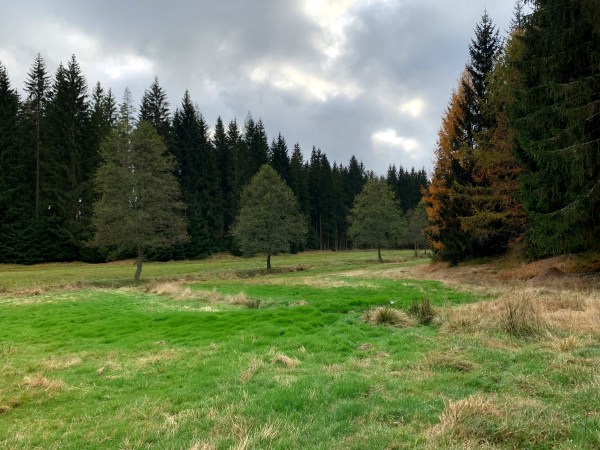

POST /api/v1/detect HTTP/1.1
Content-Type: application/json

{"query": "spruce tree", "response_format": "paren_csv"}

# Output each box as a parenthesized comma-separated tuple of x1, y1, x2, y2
(23, 53, 50, 222)
(269, 132, 290, 184)
(0, 62, 23, 262)
(43, 55, 92, 260)
(511, 0, 600, 256)
(171, 91, 220, 258)
(139, 76, 171, 140)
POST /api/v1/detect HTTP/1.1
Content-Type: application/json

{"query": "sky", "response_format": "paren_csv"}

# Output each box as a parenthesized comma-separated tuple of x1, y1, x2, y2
(0, 0, 515, 175)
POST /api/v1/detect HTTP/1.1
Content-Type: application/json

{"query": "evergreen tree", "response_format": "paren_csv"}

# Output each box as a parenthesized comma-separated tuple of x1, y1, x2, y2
(224, 119, 244, 232)
(213, 116, 229, 243)
(466, 10, 502, 133)
(231, 165, 307, 269)
(92, 94, 188, 280)
(511, 0, 600, 256)
(171, 91, 220, 258)
(269, 132, 290, 184)
(348, 178, 406, 262)
(289, 143, 310, 217)
(0, 62, 23, 262)
(243, 114, 269, 180)
(43, 55, 92, 260)
(460, 26, 527, 256)
(22, 53, 50, 222)
(139, 76, 171, 140)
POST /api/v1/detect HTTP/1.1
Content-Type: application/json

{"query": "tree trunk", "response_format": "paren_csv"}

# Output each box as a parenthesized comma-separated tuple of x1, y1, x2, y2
(134, 244, 144, 281)
(378, 246, 382, 263)
(267, 252, 271, 270)
(414, 240, 418, 258)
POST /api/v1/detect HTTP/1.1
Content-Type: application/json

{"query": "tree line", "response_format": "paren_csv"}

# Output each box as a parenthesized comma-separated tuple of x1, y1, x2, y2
(0, 55, 428, 264)
(424, 0, 600, 264)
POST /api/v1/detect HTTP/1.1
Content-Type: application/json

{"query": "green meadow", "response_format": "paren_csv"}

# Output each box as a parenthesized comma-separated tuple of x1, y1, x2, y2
(1, 251, 598, 449)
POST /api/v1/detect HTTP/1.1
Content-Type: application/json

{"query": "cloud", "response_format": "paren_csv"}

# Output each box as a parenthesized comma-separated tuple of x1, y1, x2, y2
(372, 129, 418, 153)
(0, 0, 514, 175)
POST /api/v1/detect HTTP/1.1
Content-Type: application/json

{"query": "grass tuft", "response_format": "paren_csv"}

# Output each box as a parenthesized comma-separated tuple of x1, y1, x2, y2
(363, 307, 416, 328)
(271, 353, 299, 368)
(22, 373, 65, 391)
(408, 297, 436, 324)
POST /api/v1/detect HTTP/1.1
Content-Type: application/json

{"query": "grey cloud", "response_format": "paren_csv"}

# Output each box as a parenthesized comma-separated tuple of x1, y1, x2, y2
(0, 0, 514, 175)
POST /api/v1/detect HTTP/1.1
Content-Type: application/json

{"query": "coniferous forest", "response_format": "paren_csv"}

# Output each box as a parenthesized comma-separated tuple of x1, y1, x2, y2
(1, 0, 598, 266)
(0, 54, 428, 264)
(424, 0, 600, 264)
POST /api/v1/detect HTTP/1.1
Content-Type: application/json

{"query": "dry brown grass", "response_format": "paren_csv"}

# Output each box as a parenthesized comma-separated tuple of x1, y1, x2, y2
(363, 307, 416, 328)
(240, 357, 264, 383)
(440, 287, 600, 337)
(428, 394, 568, 448)
(135, 349, 182, 368)
(271, 353, 299, 368)
(41, 355, 82, 371)
(22, 373, 65, 391)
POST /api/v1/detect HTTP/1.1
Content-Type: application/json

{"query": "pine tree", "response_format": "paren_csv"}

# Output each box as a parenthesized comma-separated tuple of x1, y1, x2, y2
(511, 0, 600, 256)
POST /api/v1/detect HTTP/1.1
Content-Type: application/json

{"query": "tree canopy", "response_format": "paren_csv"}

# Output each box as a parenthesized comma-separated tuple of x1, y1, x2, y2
(231, 165, 307, 269)
(348, 178, 405, 262)
(91, 97, 188, 280)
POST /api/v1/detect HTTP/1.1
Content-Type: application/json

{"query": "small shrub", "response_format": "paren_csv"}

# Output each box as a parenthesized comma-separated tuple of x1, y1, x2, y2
(363, 307, 416, 328)
(408, 297, 436, 324)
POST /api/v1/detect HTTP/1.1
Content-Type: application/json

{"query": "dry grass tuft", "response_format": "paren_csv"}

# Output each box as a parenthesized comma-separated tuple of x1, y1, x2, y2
(429, 394, 568, 448)
(271, 353, 299, 368)
(548, 335, 580, 352)
(408, 297, 436, 324)
(363, 307, 416, 328)
(225, 292, 260, 309)
(22, 373, 65, 391)
(240, 357, 264, 383)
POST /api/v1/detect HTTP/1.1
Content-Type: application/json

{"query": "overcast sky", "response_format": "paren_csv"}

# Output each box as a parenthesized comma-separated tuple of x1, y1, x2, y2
(0, 0, 515, 175)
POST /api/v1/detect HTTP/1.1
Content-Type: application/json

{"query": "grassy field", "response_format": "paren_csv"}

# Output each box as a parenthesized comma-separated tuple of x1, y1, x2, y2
(0, 250, 599, 449)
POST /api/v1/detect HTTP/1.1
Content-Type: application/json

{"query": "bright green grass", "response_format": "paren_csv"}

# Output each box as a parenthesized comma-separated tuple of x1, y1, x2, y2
(0, 251, 598, 449)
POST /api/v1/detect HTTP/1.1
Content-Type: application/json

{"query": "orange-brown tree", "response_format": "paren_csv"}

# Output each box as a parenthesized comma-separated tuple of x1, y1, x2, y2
(423, 72, 472, 263)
